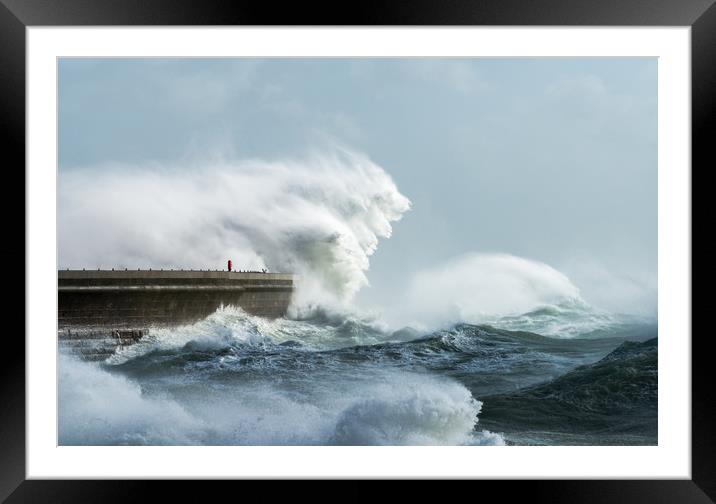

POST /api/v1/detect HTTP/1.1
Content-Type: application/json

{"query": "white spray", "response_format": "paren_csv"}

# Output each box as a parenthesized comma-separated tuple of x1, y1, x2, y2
(389, 253, 585, 331)
(59, 150, 411, 311)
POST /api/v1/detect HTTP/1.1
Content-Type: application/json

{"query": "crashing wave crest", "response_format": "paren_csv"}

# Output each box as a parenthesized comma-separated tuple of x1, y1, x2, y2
(59, 150, 411, 308)
(60, 354, 502, 446)
(390, 253, 583, 331)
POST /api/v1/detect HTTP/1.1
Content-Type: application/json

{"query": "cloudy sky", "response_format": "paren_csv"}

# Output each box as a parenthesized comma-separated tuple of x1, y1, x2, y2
(58, 58, 657, 316)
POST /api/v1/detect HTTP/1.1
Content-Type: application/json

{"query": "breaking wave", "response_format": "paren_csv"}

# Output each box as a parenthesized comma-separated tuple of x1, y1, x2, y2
(391, 253, 581, 331)
(59, 353, 502, 446)
(105, 305, 394, 365)
(59, 149, 411, 308)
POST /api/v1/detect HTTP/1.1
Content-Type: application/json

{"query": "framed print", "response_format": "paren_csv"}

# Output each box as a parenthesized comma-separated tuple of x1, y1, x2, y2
(5, 0, 709, 500)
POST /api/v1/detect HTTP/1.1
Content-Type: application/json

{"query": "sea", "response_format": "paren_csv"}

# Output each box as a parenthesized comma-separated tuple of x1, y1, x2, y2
(58, 300, 657, 446)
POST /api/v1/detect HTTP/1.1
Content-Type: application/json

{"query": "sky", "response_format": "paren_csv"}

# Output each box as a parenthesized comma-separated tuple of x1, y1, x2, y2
(58, 58, 657, 316)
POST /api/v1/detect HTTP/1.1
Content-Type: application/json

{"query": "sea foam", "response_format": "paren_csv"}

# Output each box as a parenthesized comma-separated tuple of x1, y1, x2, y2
(60, 354, 502, 446)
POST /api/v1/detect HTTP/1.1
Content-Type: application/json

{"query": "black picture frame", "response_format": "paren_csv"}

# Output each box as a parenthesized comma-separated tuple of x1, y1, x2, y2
(4, 0, 708, 500)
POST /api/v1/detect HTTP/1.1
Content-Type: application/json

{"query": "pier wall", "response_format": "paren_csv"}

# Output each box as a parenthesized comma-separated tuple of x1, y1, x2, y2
(58, 270, 294, 360)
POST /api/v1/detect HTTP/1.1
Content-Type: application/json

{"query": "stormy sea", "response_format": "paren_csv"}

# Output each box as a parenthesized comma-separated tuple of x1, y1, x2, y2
(58, 152, 657, 446)
(59, 301, 657, 446)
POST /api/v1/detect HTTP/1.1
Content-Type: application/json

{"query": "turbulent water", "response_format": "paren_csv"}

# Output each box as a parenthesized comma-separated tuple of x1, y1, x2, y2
(59, 303, 657, 446)
(58, 152, 657, 446)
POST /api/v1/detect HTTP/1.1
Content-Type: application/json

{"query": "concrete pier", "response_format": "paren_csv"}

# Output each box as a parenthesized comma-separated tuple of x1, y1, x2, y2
(58, 269, 294, 360)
